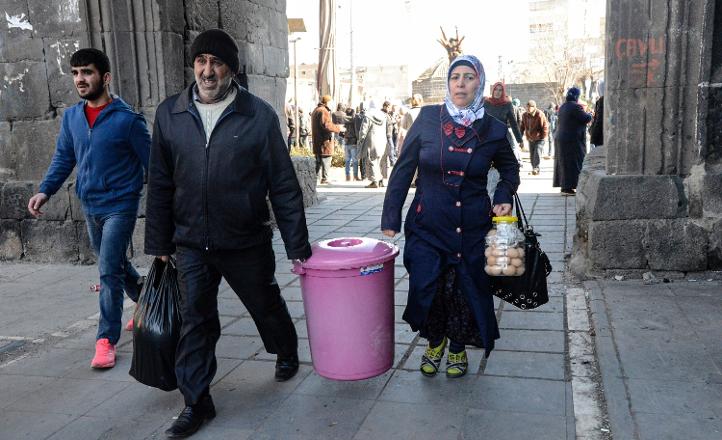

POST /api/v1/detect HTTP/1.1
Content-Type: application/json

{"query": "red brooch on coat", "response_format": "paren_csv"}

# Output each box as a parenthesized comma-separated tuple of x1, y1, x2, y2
(454, 126, 466, 139)
(443, 122, 454, 136)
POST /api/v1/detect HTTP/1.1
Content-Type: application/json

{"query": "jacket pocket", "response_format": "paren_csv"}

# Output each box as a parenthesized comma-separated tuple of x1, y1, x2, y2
(321, 140, 334, 156)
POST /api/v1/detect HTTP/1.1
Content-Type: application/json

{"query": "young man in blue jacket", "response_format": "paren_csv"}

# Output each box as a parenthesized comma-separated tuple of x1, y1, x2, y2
(27, 48, 150, 369)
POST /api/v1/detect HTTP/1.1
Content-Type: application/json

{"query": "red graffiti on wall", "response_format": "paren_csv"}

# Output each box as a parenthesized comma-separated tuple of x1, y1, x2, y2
(615, 37, 665, 86)
(614, 37, 665, 59)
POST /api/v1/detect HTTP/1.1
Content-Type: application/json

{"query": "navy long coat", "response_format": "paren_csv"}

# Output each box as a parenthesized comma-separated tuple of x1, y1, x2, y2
(553, 101, 592, 189)
(381, 105, 520, 354)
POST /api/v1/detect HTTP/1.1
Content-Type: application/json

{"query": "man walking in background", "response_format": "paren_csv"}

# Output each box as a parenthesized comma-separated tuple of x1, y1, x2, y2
(27, 48, 150, 370)
(520, 100, 549, 175)
(311, 95, 345, 184)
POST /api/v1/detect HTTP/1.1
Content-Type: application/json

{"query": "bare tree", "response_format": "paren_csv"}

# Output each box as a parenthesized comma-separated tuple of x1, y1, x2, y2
(528, 35, 601, 104)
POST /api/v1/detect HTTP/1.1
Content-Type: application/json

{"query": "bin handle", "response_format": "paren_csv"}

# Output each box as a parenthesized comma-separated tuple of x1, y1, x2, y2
(291, 260, 306, 275)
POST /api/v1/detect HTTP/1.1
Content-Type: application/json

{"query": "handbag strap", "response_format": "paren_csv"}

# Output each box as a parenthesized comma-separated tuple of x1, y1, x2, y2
(513, 193, 530, 231)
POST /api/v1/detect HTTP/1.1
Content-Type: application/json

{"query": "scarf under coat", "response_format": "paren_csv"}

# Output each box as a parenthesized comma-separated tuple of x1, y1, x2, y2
(444, 55, 486, 127)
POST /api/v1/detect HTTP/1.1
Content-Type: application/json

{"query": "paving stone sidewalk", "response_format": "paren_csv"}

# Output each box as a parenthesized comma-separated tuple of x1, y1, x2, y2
(586, 278, 722, 440)
(1, 159, 586, 439)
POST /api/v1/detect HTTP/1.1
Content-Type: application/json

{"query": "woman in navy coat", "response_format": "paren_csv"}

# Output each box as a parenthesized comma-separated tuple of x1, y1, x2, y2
(553, 87, 593, 195)
(381, 55, 520, 378)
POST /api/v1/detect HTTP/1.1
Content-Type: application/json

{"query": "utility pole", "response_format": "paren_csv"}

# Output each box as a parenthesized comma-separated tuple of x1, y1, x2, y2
(288, 18, 306, 150)
(349, 0, 354, 106)
(292, 37, 300, 148)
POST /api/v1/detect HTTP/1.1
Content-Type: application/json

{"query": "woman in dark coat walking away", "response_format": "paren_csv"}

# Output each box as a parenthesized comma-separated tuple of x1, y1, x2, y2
(553, 87, 592, 196)
(589, 80, 605, 148)
(484, 82, 523, 151)
(381, 55, 520, 378)
(484, 81, 523, 193)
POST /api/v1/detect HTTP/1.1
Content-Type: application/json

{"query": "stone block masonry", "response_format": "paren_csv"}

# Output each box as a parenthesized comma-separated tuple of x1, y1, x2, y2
(572, 0, 722, 276)
(0, 0, 318, 263)
(0, 158, 316, 263)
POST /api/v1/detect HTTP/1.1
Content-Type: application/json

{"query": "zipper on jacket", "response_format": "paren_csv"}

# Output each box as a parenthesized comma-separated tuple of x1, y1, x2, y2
(188, 103, 235, 251)
(204, 140, 210, 250)
(202, 108, 234, 251)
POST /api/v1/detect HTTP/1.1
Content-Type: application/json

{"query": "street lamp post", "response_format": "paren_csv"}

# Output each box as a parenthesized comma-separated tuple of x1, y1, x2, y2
(288, 18, 307, 150)
(290, 37, 302, 149)
(349, 0, 354, 106)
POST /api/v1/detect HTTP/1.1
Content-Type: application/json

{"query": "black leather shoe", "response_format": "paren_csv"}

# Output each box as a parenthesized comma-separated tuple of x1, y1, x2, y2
(275, 354, 299, 382)
(165, 395, 216, 438)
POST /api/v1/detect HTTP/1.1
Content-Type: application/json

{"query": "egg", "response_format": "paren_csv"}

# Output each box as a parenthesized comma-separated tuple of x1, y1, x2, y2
(486, 265, 503, 276)
(517, 248, 525, 258)
(511, 257, 523, 267)
(493, 248, 507, 257)
(496, 257, 509, 267)
(516, 266, 526, 276)
(484, 247, 492, 257)
(502, 265, 517, 276)
(506, 248, 519, 258)
(487, 255, 497, 266)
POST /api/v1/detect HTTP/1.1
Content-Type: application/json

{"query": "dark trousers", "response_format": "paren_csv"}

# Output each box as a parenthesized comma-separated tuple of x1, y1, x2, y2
(529, 139, 545, 170)
(174, 243, 297, 406)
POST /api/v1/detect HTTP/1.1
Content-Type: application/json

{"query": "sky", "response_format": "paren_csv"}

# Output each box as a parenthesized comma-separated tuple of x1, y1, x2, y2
(286, 0, 531, 83)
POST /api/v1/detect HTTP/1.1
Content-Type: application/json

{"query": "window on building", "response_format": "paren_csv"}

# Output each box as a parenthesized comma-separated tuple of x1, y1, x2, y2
(529, 23, 554, 33)
(529, 1, 554, 12)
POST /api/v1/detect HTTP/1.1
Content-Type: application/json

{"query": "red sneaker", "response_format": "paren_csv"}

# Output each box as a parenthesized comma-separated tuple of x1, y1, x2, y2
(91, 338, 116, 369)
(124, 318, 134, 332)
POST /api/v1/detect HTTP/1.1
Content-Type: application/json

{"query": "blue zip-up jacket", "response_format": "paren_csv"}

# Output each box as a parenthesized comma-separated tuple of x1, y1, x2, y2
(39, 96, 151, 215)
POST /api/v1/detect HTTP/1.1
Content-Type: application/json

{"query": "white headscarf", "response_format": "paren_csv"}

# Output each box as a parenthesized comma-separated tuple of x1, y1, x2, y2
(444, 55, 486, 127)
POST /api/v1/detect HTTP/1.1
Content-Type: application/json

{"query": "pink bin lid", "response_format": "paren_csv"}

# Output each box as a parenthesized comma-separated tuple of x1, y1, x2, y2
(301, 237, 400, 271)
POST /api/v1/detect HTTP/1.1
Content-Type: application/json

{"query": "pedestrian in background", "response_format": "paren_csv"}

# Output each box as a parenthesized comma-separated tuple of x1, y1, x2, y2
(398, 94, 423, 154)
(484, 82, 523, 158)
(298, 108, 310, 149)
(382, 55, 520, 379)
(520, 100, 549, 175)
(144, 29, 311, 438)
(357, 102, 388, 188)
(332, 102, 350, 150)
(543, 102, 558, 159)
(589, 80, 605, 149)
(382, 101, 397, 168)
(512, 97, 526, 150)
(27, 48, 150, 370)
(312, 95, 345, 184)
(344, 107, 361, 181)
(553, 86, 593, 196)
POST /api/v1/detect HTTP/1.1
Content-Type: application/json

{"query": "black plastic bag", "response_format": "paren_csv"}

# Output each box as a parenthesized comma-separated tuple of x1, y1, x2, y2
(129, 258, 182, 391)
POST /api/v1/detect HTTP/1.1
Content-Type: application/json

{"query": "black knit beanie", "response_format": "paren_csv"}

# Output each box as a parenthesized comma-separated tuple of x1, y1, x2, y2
(190, 29, 239, 74)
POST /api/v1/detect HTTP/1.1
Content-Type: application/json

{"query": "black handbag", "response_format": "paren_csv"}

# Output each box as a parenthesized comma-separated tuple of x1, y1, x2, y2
(490, 193, 552, 310)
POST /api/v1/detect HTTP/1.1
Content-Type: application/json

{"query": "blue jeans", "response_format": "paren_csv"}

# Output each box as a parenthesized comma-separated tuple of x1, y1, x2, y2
(85, 210, 141, 345)
(344, 143, 359, 178)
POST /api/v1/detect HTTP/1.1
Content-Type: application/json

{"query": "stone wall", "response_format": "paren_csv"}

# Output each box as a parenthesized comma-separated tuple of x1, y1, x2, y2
(505, 82, 559, 107)
(0, 157, 317, 263)
(0, 0, 318, 263)
(572, 0, 722, 277)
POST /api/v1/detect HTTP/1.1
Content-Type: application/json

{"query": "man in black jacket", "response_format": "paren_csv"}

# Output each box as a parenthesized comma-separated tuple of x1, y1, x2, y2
(144, 29, 311, 438)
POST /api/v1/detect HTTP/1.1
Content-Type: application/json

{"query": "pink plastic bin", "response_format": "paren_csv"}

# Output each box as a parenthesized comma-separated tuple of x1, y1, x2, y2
(292, 237, 399, 380)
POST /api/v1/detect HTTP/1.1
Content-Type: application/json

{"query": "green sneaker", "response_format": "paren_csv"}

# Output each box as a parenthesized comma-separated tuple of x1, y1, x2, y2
(445, 350, 468, 378)
(420, 338, 447, 377)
